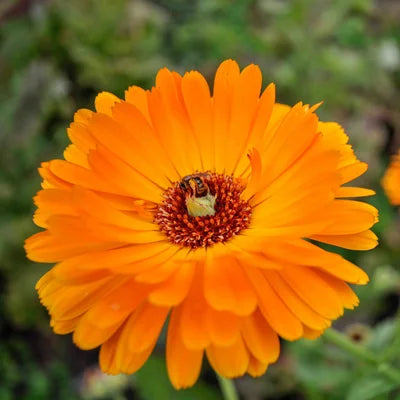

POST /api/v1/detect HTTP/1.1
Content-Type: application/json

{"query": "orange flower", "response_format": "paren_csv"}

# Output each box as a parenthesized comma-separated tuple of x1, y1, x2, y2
(382, 149, 400, 205)
(25, 60, 378, 389)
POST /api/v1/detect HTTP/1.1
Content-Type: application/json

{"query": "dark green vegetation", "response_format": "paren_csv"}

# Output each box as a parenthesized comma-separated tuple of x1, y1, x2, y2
(1, 0, 400, 399)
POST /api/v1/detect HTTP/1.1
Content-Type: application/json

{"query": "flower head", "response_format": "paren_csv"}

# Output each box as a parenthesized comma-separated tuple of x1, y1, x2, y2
(382, 149, 400, 205)
(25, 60, 378, 389)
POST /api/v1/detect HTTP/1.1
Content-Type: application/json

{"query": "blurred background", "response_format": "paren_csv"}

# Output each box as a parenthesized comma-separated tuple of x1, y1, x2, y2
(1, 0, 400, 399)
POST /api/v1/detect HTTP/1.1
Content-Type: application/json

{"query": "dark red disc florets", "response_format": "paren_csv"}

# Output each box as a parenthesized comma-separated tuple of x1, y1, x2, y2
(154, 173, 252, 249)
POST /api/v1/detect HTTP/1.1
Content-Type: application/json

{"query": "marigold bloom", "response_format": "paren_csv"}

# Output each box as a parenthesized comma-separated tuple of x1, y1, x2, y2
(382, 149, 400, 205)
(25, 60, 378, 389)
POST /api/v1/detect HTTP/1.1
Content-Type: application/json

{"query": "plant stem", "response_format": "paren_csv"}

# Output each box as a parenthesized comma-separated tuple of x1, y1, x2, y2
(323, 328, 400, 383)
(216, 374, 239, 400)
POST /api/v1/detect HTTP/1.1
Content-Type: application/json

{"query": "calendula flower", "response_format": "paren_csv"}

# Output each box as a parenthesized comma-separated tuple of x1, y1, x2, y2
(382, 149, 400, 205)
(25, 60, 378, 389)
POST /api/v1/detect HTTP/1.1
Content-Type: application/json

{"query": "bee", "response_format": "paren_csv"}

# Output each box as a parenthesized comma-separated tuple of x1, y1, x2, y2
(179, 173, 210, 198)
(179, 173, 216, 217)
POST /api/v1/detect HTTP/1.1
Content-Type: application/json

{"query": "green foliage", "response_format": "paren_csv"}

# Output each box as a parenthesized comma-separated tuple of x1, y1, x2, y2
(0, 338, 76, 400)
(287, 321, 400, 400)
(346, 375, 397, 400)
(1, 0, 400, 398)
(135, 356, 221, 400)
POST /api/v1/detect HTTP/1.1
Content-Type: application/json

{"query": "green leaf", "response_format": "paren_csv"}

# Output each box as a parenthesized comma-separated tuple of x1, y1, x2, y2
(135, 355, 222, 400)
(368, 319, 396, 353)
(346, 375, 398, 400)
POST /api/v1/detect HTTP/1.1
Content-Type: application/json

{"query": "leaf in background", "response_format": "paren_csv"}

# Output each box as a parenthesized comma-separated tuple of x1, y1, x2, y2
(369, 318, 396, 354)
(288, 339, 353, 400)
(135, 355, 222, 400)
(370, 317, 400, 363)
(346, 375, 397, 400)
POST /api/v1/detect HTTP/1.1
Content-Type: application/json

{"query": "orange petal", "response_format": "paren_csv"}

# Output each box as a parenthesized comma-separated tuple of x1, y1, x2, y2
(50, 316, 80, 334)
(95, 92, 120, 115)
(53, 242, 172, 282)
(244, 266, 303, 340)
(45, 214, 162, 248)
(124, 302, 169, 353)
(264, 271, 330, 330)
(35, 271, 59, 297)
(314, 271, 359, 310)
(111, 101, 179, 183)
(73, 280, 148, 349)
(204, 256, 257, 316)
(263, 239, 369, 284)
(251, 149, 340, 221)
(73, 108, 93, 125)
(48, 159, 116, 193)
(247, 355, 269, 377)
(64, 144, 89, 168)
(88, 144, 163, 203)
(47, 276, 117, 320)
(166, 308, 203, 389)
(67, 118, 96, 154)
(254, 103, 321, 197)
(74, 316, 124, 351)
(71, 187, 156, 231)
(179, 270, 210, 349)
(206, 335, 249, 378)
(243, 147, 263, 198)
(242, 309, 280, 364)
(213, 59, 240, 172)
(224, 64, 262, 174)
(315, 200, 378, 235)
(302, 326, 324, 339)
(205, 307, 241, 346)
(114, 307, 159, 374)
(339, 162, 368, 184)
(336, 187, 375, 198)
(134, 260, 178, 283)
(25, 231, 118, 263)
(116, 343, 154, 374)
(149, 263, 195, 306)
(33, 188, 76, 228)
(311, 230, 378, 251)
(99, 329, 121, 375)
(124, 85, 150, 121)
(38, 161, 72, 190)
(150, 69, 202, 175)
(279, 265, 344, 319)
(88, 112, 170, 189)
(235, 83, 275, 177)
(181, 71, 214, 171)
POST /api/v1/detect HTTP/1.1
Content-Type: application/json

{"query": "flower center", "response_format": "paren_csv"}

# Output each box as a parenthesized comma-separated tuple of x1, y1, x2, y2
(154, 173, 252, 248)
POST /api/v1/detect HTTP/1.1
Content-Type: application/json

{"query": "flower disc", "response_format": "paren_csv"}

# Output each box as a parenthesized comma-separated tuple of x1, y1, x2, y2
(155, 173, 251, 248)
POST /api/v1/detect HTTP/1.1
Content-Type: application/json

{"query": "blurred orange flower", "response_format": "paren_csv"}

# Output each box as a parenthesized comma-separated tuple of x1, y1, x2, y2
(382, 149, 400, 205)
(25, 60, 378, 389)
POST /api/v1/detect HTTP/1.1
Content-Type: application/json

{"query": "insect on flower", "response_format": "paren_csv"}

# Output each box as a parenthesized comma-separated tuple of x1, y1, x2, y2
(179, 173, 217, 217)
